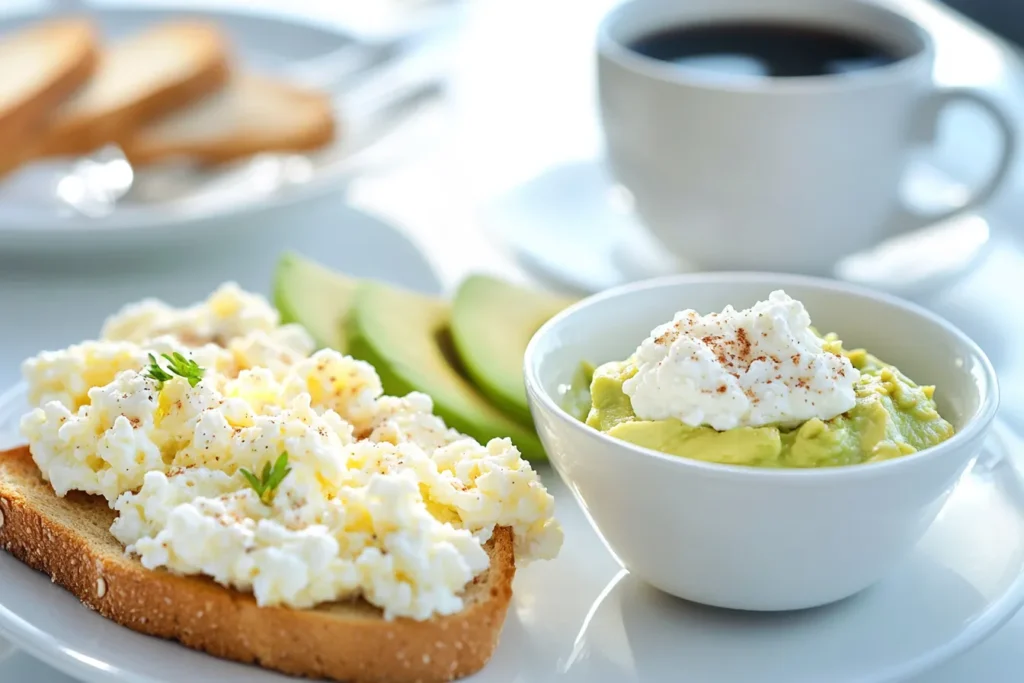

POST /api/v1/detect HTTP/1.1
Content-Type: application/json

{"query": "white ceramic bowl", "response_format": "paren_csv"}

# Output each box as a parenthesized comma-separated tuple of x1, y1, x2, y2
(524, 273, 999, 611)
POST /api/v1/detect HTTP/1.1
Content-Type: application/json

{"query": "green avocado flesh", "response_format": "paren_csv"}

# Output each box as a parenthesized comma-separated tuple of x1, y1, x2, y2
(451, 274, 574, 426)
(582, 339, 956, 468)
(346, 280, 547, 461)
(273, 252, 356, 353)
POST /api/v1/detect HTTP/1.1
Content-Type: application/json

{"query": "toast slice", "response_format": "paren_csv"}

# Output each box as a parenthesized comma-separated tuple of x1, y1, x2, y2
(0, 19, 99, 173)
(37, 21, 231, 157)
(123, 74, 336, 166)
(0, 446, 515, 683)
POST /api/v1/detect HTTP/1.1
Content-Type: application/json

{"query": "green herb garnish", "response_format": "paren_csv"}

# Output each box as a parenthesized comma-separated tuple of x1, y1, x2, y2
(145, 352, 205, 388)
(240, 452, 292, 505)
(145, 354, 174, 387)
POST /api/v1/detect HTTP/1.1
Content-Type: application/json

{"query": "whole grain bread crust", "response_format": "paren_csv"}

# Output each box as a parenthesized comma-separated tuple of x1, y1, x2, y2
(0, 446, 516, 683)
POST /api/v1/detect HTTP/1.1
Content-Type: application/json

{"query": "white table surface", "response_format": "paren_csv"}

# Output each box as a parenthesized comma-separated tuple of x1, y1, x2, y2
(2, 0, 1024, 680)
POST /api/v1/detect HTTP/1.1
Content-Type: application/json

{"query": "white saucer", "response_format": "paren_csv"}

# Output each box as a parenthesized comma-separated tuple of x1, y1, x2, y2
(482, 158, 994, 300)
(1, 375, 1023, 682)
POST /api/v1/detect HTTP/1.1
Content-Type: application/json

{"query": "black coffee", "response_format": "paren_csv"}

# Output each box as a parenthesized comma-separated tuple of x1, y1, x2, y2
(627, 22, 907, 78)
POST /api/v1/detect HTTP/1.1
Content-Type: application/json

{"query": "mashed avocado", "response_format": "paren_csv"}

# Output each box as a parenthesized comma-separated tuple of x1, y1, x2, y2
(578, 336, 955, 468)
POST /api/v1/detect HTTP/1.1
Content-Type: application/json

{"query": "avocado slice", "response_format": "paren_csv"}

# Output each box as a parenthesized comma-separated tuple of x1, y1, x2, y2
(273, 252, 356, 353)
(347, 280, 547, 461)
(452, 275, 574, 425)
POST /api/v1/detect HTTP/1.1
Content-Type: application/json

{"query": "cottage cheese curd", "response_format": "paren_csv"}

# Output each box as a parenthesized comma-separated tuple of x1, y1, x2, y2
(19, 284, 562, 620)
(623, 291, 860, 431)
(23, 283, 315, 412)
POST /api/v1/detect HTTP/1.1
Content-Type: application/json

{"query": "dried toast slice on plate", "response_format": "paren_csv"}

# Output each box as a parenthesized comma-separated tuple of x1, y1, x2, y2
(0, 446, 515, 683)
(37, 21, 231, 157)
(123, 73, 336, 165)
(0, 19, 99, 174)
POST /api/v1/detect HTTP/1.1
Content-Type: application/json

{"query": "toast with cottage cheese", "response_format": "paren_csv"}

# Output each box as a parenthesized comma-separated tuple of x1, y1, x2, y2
(36, 21, 230, 157)
(0, 19, 99, 175)
(0, 445, 516, 683)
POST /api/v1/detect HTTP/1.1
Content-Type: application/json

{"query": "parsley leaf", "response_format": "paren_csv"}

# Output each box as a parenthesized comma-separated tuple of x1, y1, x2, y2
(144, 354, 174, 388)
(144, 352, 204, 388)
(162, 352, 205, 387)
(240, 452, 292, 505)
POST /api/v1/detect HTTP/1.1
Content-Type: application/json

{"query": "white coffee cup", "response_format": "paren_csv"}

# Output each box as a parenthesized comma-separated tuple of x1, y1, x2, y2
(597, 0, 1017, 274)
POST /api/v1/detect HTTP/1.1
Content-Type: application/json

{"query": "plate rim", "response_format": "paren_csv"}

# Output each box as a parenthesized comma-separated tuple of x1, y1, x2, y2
(856, 422, 1024, 682)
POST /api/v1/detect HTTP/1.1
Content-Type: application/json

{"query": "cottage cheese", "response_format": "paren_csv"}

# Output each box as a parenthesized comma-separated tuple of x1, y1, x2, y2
(100, 282, 282, 346)
(20, 285, 562, 620)
(623, 290, 860, 430)
(23, 283, 314, 413)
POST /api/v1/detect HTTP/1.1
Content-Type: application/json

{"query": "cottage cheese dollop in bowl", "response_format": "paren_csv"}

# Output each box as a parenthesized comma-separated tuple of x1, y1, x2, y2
(524, 274, 997, 611)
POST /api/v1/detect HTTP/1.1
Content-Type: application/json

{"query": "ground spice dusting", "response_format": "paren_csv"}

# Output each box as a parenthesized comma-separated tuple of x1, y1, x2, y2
(631, 295, 859, 430)
(666, 308, 854, 406)
(736, 327, 752, 358)
(655, 329, 678, 346)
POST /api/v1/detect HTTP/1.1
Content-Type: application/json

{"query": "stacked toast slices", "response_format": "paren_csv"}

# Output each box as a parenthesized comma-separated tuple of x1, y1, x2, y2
(0, 17, 336, 176)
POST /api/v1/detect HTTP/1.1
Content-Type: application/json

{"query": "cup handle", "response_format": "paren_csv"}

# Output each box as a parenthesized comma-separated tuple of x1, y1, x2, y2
(897, 87, 1017, 230)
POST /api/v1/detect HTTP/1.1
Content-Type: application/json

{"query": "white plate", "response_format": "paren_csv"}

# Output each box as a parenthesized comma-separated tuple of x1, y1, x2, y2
(0, 1, 442, 256)
(482, 158, 994, 301)
(1, 380, 1024, 682)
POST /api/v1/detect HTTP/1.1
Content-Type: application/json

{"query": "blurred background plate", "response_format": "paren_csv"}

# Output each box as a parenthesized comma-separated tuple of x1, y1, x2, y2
(0, 0, 455, 257)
